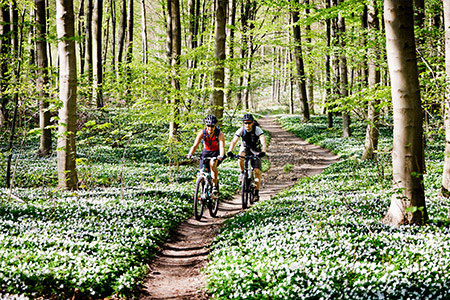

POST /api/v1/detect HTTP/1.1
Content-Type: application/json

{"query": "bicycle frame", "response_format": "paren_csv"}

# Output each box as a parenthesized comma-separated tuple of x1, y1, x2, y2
(191, 156, 220, 220)
(233, 153, 258, 208)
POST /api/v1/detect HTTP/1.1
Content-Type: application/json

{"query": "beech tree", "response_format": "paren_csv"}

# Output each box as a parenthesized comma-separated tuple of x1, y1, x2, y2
(36, 0, 52, 156)
(56, 0, 78, 190)
(226, 0, 236, 107)
(212, 0, 226, 123)
(325, 0, 333, 128)
(238, 0, 250, 109)
(168, 0, 181, 140)
(291, 0, 309, 122)
(141, 0, 148, 64)
(361, 0, 380, 160)
(85, 0, 92, 78)
(383, 0, 427, 225)
(338, 7, 350, 137)
(441, 0, 450, 196)
(0, 5, 11, 128)
(92, 0, 103, 107)
(117, 0, 127, 70)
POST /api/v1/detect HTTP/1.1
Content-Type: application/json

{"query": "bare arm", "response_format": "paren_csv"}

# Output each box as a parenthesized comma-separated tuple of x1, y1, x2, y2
(219, 132, 225, 157)
(259, 134, 267, 153)
(188, 130, 203, 156)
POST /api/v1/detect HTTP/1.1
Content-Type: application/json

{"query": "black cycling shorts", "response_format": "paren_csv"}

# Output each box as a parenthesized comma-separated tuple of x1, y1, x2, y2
(200, 150, 222, 170)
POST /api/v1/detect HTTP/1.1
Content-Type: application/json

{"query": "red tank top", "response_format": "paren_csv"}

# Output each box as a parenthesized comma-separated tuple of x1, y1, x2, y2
(204, 128, 220, 151)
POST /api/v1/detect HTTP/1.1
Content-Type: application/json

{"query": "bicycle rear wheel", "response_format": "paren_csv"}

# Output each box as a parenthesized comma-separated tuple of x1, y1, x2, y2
(241, 177, 248, 209)
(194, 177, 205, 220)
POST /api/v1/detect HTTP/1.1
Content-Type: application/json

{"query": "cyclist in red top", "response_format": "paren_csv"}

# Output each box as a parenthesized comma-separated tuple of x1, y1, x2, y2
(187, 115, 225, 195)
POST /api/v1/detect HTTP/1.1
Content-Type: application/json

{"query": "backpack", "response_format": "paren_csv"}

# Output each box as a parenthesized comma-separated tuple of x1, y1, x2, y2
(203, 126, 221, 147)
(241, 121, 261, 149)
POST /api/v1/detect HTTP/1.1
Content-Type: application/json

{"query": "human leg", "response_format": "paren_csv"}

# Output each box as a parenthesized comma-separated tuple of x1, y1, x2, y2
(210, 159, 219, 187)
(254, 168, 261, 190)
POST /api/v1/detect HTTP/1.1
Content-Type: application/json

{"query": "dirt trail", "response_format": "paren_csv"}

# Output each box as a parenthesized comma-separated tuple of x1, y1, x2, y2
(139, 116, 339, 300)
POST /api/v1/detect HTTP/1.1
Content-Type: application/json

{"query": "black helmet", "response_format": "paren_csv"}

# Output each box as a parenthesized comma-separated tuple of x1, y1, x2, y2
(242, 114, 254, 122)
(204, 114, 218, 126)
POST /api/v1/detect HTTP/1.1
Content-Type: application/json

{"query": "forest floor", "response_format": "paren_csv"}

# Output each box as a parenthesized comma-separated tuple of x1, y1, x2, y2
(138, 116, 339, 300)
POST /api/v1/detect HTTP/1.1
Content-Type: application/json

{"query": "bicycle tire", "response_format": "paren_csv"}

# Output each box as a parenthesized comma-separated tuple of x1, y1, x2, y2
(209, 185, 220, 217)
(249, 181, 255, 204)
(241, 176, 248, 209)
(194, 177, 205, 220)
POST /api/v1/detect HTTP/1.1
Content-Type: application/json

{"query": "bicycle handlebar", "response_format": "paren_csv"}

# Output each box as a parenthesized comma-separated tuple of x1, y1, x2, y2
(189, 155, 222, 161)
(229, 153, 259, 160)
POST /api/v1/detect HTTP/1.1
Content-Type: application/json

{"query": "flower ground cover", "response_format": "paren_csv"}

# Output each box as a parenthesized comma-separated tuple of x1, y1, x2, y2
(0, 109, 241, 299)
(206, 116, 450, 300)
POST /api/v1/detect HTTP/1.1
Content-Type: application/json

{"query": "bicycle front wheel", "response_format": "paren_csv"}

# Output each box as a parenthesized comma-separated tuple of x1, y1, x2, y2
(194, 177, 205, 220)
(241, 177, 248, 209)
(209, 185, 220, 217)
(249, 181, 255, 205)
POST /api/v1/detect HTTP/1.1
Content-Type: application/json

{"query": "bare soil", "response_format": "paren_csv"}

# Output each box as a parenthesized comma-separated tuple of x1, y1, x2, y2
(138, 116, 339, 300)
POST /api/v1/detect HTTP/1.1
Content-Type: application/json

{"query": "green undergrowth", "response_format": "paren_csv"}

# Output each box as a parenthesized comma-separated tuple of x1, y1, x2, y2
(0, 108, 245, 299)
(206, 115, 450, 300)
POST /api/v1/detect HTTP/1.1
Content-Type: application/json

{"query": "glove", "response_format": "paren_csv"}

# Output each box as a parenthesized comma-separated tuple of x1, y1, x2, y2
(227, 151, 234, 158)
(258, 152, 266, 158)
(186, 154, 192, 159)
(218, 155, 224, 161)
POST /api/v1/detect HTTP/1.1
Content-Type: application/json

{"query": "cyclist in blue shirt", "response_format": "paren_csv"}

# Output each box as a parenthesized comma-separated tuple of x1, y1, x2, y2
(227, 113, 267, 201)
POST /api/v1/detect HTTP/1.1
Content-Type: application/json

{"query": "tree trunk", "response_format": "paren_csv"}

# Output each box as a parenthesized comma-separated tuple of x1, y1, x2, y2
(361, 5, 368, 86)
(126, 0, 134, 67)
(141, 0, 148, 64)
(110, 0, 116, 69)
(212, 0, 226, 124)
(169, 0, 181, 140)
(187, 0, 199, 94)
(77, 0, 85, 75)
(102, 3, 110, 65)
(56, 0, 78, 190)
(86, 0, 93, 78)
(10, 1, 18, 57)
(291, 0, 309, 122)
(238, 0, 250, 110)
(290, 52, 294, 114)
(441, 1, 450, 196)
(226, 0, 236, 107)
(362, 0, 380, 160)
(92, 0, 103, 107)
(326, 0, 332, 128)
(305, 0, 314, 114)
(271, 46, 276, 103)
(36, 0, 52, 156)
(166, 0, 172, 60)
(244, 3, 257, 110)
(5, 4, 23, 189)
(383, 0, 427, 226)
(331, 0, 341, 130)
(338, 10, 351, 137)
(0, 5, 11, 128)
(117, 0, 127, 70)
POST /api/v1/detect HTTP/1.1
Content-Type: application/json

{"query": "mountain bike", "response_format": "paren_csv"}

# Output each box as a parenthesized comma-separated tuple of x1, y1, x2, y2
(230, 153, 258, 209)
(191, 156, 220, 221)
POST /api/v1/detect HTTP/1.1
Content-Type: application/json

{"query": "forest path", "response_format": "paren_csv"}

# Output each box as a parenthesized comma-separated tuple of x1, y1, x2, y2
(138, 116, 339, 300)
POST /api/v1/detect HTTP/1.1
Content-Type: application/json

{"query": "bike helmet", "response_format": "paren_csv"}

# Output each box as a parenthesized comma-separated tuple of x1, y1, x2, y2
(242, 113, 254, 122)
(204, 114, 218, 126)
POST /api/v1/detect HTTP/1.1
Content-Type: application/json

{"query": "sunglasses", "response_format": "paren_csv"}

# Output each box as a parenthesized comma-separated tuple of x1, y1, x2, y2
(243, 121, 253, 125)
(206, 125, 215, 128)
